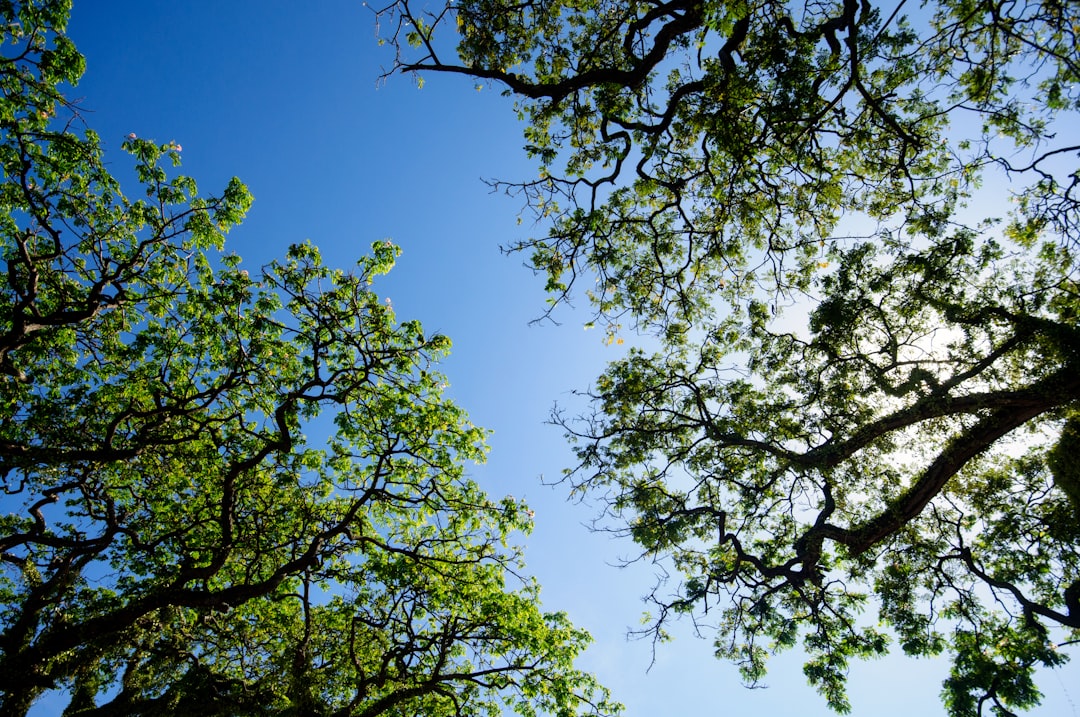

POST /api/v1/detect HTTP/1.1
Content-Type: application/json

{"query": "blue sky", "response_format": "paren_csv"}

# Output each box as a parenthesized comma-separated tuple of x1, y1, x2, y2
(31, 2, 1078, 715)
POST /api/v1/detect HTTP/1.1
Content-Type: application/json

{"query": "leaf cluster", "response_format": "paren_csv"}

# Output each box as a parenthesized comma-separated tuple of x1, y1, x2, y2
(0, 5, 619, 717)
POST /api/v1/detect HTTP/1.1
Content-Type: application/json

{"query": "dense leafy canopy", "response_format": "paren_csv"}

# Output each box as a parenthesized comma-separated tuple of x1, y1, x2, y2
(378, 0, 1080, 713)
(0, 3, 618, 716)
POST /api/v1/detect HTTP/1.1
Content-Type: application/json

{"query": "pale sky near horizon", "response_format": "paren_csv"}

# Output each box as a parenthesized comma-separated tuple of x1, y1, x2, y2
(24, 2, 1080, 715)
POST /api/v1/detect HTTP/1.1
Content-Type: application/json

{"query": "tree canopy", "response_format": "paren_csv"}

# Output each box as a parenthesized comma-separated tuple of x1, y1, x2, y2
(377, 0, 1080, 713)
(0, 2, 618, 716)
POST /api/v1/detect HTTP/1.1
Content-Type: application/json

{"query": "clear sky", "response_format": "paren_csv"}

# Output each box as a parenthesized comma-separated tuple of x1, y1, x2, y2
(31, 2, 1078, 715)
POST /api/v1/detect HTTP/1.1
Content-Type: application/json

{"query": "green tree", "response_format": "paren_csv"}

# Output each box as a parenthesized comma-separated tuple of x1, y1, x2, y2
(0, 3, 618, 716)
(377, 0, 1080, 713)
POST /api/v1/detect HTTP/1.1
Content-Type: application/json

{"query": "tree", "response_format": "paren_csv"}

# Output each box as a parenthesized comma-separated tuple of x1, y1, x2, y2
(0, 3, 619, 716)
(376, 0, 1080, 713)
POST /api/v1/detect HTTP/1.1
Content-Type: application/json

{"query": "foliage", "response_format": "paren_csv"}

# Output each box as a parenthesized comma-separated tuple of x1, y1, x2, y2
(377, 0, 1080, 713)
(0, 3, 619, 716)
